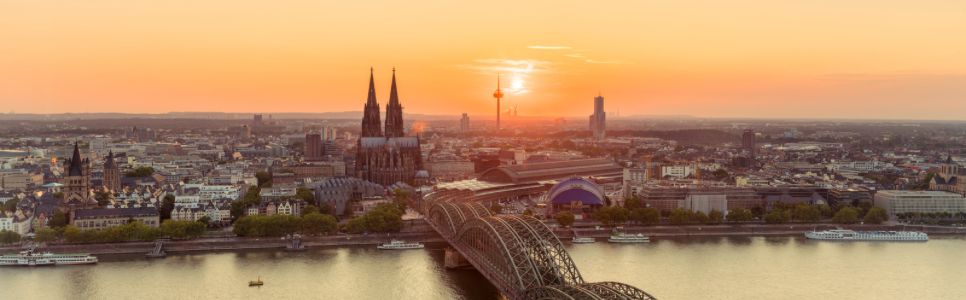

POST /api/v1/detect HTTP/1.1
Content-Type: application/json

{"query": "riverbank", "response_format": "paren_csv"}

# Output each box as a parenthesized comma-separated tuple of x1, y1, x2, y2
(4, 222, 965, 255)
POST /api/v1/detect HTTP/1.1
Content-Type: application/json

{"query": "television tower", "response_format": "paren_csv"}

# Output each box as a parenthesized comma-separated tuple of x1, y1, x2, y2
(493, 74, 504, 131)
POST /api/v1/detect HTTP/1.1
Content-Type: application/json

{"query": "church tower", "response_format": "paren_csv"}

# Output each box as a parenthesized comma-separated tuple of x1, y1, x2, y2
(361, 68, 383, 137)
(63, 142, 93, 208)
(103, 150, 120, 192)
(384, 68, 405, 138)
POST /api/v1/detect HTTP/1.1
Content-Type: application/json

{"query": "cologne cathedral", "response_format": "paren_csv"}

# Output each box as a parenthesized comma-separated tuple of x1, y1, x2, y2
(355, 68, 424, 186)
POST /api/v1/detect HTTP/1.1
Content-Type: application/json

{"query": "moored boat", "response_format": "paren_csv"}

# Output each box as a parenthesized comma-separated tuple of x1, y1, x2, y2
(608, 232, 650, 243)
(377, 240, 425, 250)
(805, 229, 928, 241)
(249, 276, 264, 287)
(571, 237, 596, 244)
(0, 248, 98, 267)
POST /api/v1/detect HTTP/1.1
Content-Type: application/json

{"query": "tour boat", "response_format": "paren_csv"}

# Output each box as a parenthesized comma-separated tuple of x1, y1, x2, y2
(0, 248, 98, 267)
(607, 232, 650, 243)
(805, 229, 928, 242)
(571, 237, 596, 244)
(377, 240, 425, 250)
(249, 276, 264, 287)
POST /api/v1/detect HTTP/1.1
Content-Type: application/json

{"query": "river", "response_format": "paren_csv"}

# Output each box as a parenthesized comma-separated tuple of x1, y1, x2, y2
(4, 236, 966, 299)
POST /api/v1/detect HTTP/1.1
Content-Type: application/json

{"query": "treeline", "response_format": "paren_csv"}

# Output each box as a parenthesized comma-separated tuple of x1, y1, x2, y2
(344, 203, 404, 234)
(32, 220, 206, 244)
(233, 213, 338, 237)
(0, 230, 20, 245)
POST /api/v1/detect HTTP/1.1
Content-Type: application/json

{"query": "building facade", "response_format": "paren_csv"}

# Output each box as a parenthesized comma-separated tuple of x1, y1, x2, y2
(71, 207, 161, 229)
(103, 151, 121, 192)
(63, 143, 95, 208)
(589, 94, 606, 140)
(355, 69, 424, 186)
(874, 190, 966, 216)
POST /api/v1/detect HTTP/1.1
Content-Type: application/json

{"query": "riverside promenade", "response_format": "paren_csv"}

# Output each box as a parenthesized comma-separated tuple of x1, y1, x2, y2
(3, 221, 965, 256)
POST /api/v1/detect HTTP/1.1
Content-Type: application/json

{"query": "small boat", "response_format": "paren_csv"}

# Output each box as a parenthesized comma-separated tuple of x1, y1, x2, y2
(571, 237, 596, 244)
(1, 248, 98, 267)
(377, 239, 425, 250)
(249, 276, 264, 287)
(608, 232, 650, 243)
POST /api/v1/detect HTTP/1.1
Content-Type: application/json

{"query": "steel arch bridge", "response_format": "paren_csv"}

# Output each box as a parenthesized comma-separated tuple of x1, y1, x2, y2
(425, 199, 657, 300)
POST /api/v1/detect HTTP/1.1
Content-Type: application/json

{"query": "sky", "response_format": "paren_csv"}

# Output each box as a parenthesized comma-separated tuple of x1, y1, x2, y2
(2, 1, 966, 119)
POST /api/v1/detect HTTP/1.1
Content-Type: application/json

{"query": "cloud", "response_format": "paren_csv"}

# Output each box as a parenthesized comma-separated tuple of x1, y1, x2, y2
(527, 45, 571, 50)
(584, 59, 625, 64)
(462, 58, 550, 74)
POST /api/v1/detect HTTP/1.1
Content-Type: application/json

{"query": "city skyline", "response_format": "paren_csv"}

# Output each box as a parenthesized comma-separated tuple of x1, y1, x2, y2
(3, 1, 966, 119)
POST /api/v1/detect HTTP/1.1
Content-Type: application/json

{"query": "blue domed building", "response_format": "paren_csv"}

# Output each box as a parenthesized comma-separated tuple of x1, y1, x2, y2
(547, 177, 606, 216)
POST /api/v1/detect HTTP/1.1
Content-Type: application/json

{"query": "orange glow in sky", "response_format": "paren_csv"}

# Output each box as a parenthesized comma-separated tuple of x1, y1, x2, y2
(2, 1, 966, 119)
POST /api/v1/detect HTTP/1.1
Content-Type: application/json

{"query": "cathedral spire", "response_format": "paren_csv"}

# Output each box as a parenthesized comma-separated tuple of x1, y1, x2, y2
(361, 67, 382, 137)
(385, 67, 405, 138)
(67, 142, 84, 176)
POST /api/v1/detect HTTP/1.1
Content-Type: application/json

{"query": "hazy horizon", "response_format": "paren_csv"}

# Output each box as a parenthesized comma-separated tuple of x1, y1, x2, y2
(3, 1, 966, 119)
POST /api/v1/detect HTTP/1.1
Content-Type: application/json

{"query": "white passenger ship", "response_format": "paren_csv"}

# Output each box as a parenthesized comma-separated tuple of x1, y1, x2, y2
(377, 240, 425, 250)
(571, 237, 596, 244)
(607, 232, 650, 243)
(0, 249, 98, 266)
(805, 229, 928, 242)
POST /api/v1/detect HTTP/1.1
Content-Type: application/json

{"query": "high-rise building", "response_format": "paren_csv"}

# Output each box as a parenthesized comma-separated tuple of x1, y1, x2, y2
(356, 68, 425, 186)
(305, 133, 323, 161)
(589, 94, 606, 140)
(63, 142, 94, 208)
(102, 150, 120, 192)
(253, 114, 263, 127)
(742, 129, 757, 159)
(460, 113, 470, 133)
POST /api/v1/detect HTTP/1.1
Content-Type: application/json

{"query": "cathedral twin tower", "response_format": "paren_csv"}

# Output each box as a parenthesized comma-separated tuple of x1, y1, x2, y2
(356, 68, 424, 186)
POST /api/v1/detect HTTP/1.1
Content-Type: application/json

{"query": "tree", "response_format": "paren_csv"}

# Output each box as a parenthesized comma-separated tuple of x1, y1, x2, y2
(300, 213, 337, 235)
(692, 211, 710, 224)
(555, 211, 576, 227)
(711, 169, 729, 181)
(791, 204, 821, 222)
(833, 207, 861, 224)
(863, 207, 890, 224)
(198, 215, 211, 226)
(708, 210, 724, 224)
(94, 191, 112, 207)
(624, 197, 644, 210)
(523, 208, 534, 216)
(302, 205, 320, 216)
(49, 210, 69, 228)
(392, 189, 412, 211)
(255, 171, 272, 188)
(594, 206, 629, 226)
(0, 230, 21, 245)
(318, 203, 333, 215)
(231, 186, 261, 220)
(35, 227, 60, 243)
(669, 208, 691, 225)
(764, 210, 789, 224)
(3, 198, 19, 212)
(726, 208, 753, 222)
(159, 194, 176, 221)
(125, 166, 155, 177)
(161, 220, 206, 239)
(818, 204, 833, 218)
(296, 187, 315, 204)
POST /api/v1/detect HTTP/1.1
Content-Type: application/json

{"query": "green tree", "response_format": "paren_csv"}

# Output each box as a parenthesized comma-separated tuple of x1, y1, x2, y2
(345, 217, 368, 234)
(669, 208, 691, 225)
(302, 205, 320, 216)
(833, 207, 861, 224)
(708, 210, 724, 224)
(392, 189, 412, 211)
(296, 187, 315, 204)
(35, 227, 60, 243)
(0, 230, 21, 245)
(791, 204, 821, 222)
(198, 215, 211, 226)
(300, 213, 338, 235)
(94, 191, 112, 207)
(159, 194, 176, 221)
(125, 166, 155, 177)
(818, 204, 833, 218)
(764, 210, 790, 224)
(3, 198, 19, 212)
(711, 169, 729, 181)
(49, 210, 69, 228)
(555, 211, 576, 227)
(231, 186, 261, 220)
(624, 197, 644, 210)
(726, 208, 753, 222)
(255, 171, 272, 188)
(594, 206, 630, 226)
(863, 207, 890, 224)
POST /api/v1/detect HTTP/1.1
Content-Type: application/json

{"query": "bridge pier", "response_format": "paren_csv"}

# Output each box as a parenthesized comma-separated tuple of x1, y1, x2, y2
(443, 247, 472, 269)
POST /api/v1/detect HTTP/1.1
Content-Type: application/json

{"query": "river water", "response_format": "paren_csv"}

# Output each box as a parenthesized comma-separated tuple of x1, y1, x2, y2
(4, 236, 966, 300)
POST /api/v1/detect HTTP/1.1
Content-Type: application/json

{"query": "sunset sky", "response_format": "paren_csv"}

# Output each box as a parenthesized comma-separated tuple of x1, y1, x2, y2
(2, 1, 965, 119)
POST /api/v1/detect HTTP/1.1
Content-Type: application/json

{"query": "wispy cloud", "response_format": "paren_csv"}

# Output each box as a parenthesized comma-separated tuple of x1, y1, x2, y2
(584, 59, 625, 64)
(527, 45, 571, 50)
